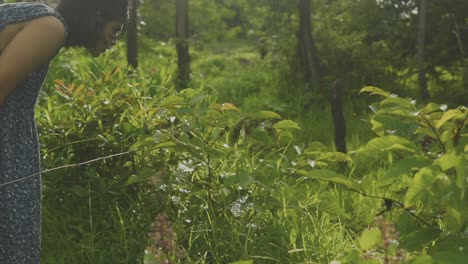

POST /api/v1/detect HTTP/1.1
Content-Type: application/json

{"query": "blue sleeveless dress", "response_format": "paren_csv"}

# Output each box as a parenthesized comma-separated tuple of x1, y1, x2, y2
(0, 3, 67, 263)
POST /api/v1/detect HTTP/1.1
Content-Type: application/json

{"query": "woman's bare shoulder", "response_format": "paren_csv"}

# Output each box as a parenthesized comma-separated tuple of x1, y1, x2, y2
(0, 16, 65, 54)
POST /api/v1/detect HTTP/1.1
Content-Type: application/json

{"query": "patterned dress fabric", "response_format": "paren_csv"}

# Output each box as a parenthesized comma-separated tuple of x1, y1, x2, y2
(0, 3, 67, 263)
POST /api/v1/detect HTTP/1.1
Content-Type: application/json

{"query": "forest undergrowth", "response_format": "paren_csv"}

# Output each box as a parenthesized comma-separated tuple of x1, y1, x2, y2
(36, 38, 467, 264)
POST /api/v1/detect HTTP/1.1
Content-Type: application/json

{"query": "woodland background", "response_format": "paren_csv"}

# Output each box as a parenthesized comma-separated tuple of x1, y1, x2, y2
(1, 0, 468, 263)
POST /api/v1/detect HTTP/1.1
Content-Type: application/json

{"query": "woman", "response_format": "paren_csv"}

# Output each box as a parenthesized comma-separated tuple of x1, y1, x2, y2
(0, 0, 128, 262)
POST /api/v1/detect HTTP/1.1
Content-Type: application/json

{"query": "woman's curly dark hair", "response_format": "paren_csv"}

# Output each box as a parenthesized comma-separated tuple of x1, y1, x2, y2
(56, 0, 129, 48)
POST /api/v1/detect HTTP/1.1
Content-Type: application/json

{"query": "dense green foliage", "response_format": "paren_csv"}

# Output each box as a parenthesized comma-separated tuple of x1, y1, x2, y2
(3, 0, 463, 263)
(36, 37, 467, 263)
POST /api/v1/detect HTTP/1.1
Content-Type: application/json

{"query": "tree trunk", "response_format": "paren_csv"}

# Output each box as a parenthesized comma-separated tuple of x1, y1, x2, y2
(175, 0, 190, 90)
(453, 22, 468, 91)
(463, 59, 468, 91)
(417, 0, 428, 100)
(297, 0, 320, 88)
(331, 80, 347, 154)
(127, 0, 139, 69)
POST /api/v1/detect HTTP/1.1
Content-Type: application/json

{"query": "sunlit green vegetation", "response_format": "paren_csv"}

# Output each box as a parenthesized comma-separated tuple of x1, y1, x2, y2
(32, 0, 468, 263)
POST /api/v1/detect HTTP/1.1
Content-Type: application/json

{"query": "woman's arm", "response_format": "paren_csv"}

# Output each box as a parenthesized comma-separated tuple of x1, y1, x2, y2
(0, 16, 66, 106)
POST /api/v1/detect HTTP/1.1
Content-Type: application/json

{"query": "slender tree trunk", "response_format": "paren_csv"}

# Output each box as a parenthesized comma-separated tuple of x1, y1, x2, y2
(463, 59, 468, 91)
(175, 0, 190, 90)
(127, 0, 139, 69)
(297, 0, 320, 88)
(453, 22, 468, 91)
(331, 80, 347, 154)
(417, 0, 428, 99)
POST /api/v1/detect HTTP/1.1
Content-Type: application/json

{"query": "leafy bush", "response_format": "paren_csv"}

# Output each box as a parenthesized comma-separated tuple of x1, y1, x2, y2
(333, 86, 467, 264)
(40, 47, 354, 263)
(38, 39, 466, 263)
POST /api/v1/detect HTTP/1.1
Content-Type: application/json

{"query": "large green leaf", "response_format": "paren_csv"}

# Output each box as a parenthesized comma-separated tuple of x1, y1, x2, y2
(446, 208, 464, 233)
(384, 156, 431, 179)
(429, 237, 468, 257)
(404, 167, 437, 207)
(249, 110, 281, 120)
(272, 120, 301, 130)
(360, 86, 391, 97)
(299, 170, 362, 192)
(230, 261, 254, 264)
(381, 97, 414, 109)
(129, 136, 156, 151)
(456, 155, 466, 191)
(370, 119, 385, 136)
(159, 94, 185, 107)
(359, 228, 382, 250)
(436, 109, 465, 129)
(360, 135, 418, 154)
(437, 150, 461, 171)
(399, 228, 440, 251)
(304, 141, 327, 153)
(429, 237, 468, 264)
(126, 168, 156, 186)
(318, 152, 352, 163)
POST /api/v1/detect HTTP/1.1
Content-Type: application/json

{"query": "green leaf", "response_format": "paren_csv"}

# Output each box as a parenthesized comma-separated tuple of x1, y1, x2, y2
(421, 102, 442, 114)
(304, 141, 327, 153)
(437, 151, 460, 171)
(384, 143, 418, 153)
(220, 103, 240, 111)
(160, 94, 185, 107)
(273, 120, 301, 130)
(381, 97, 414, 109)
(371, 119, 385, 136)
(378, 107, 417, 118)
(129, 136, 156, 151)
(249, 110, 281, 120)
(360, 135, 418, 154)
(126, 168, 155, 186)
(359, 228, 382, 250)
(404, 167, 437, 207)
(360, 86, 391, 97)
(152, 141, 178, 149)
(230, 261, 254, 264)
(436, 109, 464, 129)
(318, 152, 352, 162)
(456, 156, 466, 190)
(299, 169, 337, 178)
(415, 127, 438, 139)
(249, 128, 274, 145)
(399, 228, 440, 251)
(446, 208, 464, 233)
(190, 93, 208, 105)
(429, 237, 468, 258)
(383, 156, 431, 179)
(300, 170, 362, 192)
